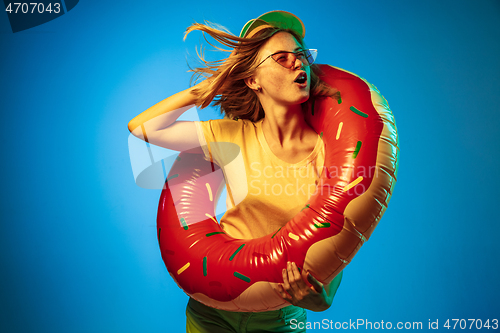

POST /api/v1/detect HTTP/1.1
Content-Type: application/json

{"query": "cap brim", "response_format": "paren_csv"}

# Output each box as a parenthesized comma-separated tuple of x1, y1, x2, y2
(239, 11, 305, 38)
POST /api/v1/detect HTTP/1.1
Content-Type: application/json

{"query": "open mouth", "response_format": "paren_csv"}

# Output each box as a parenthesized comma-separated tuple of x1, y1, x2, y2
(294, 72, 308, 84)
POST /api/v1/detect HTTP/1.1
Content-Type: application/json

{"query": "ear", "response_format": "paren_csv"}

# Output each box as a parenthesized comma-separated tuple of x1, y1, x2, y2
(244, 76, 260, 92)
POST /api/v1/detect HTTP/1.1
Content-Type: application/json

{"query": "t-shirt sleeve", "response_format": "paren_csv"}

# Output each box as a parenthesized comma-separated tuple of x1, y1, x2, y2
(195, 119, 243, 166)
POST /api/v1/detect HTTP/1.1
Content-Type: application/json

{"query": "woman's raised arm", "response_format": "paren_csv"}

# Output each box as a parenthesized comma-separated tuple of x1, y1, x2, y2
(128, 81, 209, 153)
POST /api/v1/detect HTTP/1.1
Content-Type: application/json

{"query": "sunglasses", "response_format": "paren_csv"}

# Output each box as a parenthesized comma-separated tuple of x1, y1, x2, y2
(256, 49, 318, 69)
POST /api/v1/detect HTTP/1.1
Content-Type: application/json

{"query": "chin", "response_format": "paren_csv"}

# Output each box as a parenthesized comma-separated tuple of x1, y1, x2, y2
(296, 92, 310, 104)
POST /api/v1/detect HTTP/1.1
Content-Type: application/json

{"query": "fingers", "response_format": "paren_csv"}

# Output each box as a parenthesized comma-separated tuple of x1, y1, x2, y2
(306, 271, 324, 294)
(276, 262, 327, 310)
(280, 263, 299, 304)
(282, 262, 313, 300)
(281, 267, 291, 292)
(291, 262, 308, 286)
(274, 283, 292, 303)
(285, 262, 305, 295)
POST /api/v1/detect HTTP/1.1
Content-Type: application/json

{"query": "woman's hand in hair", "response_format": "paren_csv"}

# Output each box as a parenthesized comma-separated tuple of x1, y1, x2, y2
(190, 76, 214, 103)
(274, 261, 333, 312)
(193, 77, 213, 91)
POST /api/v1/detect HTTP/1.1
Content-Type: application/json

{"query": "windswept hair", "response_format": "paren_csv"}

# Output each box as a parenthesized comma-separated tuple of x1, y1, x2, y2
(184, 22, 339, 121)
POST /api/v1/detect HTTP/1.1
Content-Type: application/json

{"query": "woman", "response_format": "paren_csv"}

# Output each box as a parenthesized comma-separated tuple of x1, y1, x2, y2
(129, 11, 343, 332)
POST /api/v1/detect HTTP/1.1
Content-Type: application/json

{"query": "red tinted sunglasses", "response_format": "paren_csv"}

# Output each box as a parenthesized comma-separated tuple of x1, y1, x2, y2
(256, 49, 318, 69)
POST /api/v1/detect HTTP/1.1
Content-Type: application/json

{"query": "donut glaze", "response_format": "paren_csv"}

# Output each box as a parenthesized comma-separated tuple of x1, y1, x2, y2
(157, 65, 399, 311)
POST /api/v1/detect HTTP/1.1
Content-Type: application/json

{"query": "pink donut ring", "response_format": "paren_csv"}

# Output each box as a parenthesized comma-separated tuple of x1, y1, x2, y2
(157, 65, 399, 311)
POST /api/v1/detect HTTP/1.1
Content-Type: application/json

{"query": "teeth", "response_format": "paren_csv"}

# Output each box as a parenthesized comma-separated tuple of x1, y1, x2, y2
(295, 75, 306, 83)
(295, 73, 307, 83)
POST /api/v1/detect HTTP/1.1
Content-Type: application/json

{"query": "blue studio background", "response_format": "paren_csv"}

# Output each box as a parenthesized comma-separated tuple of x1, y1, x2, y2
(1, 1, 499, 332)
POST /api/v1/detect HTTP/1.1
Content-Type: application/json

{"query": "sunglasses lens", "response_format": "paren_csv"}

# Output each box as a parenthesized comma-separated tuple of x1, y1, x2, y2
(272, 52, 295, 68)
(271, 50, 317, 68)
(304, 49, 317, 65)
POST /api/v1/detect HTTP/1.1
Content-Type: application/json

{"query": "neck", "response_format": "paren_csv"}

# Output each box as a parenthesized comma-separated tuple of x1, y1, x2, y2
(261, 103, 310, 146)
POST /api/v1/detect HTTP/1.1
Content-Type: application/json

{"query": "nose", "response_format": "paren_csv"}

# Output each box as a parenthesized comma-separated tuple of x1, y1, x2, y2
(292, 55, 305, 70)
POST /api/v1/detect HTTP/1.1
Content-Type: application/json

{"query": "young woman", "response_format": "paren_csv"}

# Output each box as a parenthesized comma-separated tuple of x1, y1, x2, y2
(129, 11, 343, 333)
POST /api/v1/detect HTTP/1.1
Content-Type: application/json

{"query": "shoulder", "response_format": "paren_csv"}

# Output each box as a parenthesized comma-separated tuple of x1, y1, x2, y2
(198, 118, 256, 141)
(201, 118, 254, 128)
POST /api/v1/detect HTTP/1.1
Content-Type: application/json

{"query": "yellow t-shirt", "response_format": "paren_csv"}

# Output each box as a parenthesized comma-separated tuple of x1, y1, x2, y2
(195, 118, 324, 239)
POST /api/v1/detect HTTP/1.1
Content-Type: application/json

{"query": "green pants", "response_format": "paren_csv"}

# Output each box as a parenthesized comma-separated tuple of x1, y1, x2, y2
(186, 298, 307, 333)
(186, 272, 343, 332)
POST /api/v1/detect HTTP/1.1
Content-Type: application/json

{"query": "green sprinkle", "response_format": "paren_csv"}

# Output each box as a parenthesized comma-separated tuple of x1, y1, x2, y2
(314, 222, 331, 228)
(167, 174, 179, 182)
(338, 92, 342, 104)
(229, 244, 245, 261)
(180, 218, 188, 230)
(175, 156, 181, 161)
(234, 271, 251, 283)
(350, 106, 368, 118)
(320, 132, 323, 139)
(301, 204, 310, 212)
(206, 231, 225, 237)
(352, 141, 362, 159)
(271, 227, 282, 239)
(203, 257, 207, 276)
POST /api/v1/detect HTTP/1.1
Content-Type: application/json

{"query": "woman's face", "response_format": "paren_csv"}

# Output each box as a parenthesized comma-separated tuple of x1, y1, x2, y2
(252, 31, 311, 108)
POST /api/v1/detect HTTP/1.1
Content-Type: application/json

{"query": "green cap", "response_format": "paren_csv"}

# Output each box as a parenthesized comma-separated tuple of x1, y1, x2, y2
(239, 11, 305, 38)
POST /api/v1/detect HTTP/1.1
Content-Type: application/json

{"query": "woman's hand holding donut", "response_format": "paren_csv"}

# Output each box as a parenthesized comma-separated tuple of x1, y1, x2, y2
(274, 261, 331, 312)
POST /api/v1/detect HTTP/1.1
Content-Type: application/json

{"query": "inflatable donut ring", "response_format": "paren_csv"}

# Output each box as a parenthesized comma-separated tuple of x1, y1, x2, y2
(157, 65, 399, 312)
